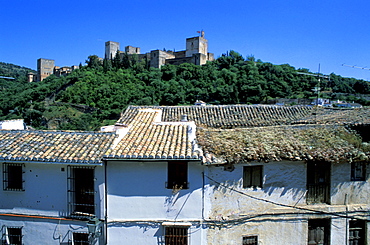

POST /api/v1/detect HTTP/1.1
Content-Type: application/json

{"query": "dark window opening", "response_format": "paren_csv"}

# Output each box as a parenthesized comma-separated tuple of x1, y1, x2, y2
(243, 166, 263, 188)
(349, 220, 365, 245)
(3, 163, 24, 191)
(72, 232, 89, 245)
(165, 227, 188, 245)
(349, 125, 370, 142)
(308, 219, 330, 245)
(307, 161, 331, 204)
(167, 161, 188, 189)
(68, 166, 95, 217)
(243, 235, 258, 245)
(3, 227, 22, 245)
(351, 162, 366, 181)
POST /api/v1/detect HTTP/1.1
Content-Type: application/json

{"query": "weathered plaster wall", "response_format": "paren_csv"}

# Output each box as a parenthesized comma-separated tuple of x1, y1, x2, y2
(205, 162, 307, 219)
(331, 162, 370, 205)
(204, 161, 370, 245)
(206, 218, 308, 245)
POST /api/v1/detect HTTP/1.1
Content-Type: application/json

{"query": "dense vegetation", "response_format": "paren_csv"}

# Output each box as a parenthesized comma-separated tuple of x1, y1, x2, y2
(1, 52, 369, 130)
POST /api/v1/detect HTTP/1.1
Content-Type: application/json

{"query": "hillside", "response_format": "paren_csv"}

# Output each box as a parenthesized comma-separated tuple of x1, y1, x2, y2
(1, 52, 369, 130)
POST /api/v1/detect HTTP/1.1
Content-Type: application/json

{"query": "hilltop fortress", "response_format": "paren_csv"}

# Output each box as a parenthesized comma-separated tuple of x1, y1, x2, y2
(31, 32, 213, 82)
(105, 31, 214, 68)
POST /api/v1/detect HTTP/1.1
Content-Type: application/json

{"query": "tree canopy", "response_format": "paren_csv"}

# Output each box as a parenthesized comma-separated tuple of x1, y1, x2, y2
(1, 53, 369, 130)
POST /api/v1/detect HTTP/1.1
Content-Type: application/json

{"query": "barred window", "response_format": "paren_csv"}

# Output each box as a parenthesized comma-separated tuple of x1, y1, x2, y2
(3, 163, 24, 191)
(351, 162, 366, 181)
(2, 226, 23, 245)
(72, 232, 89, 245)
(243, 235, 258, 245)
(349, 220, 365, 245)
(67, 166, 95, 218)
(308, 219, 330, 245)
(165, 227, 188, 245)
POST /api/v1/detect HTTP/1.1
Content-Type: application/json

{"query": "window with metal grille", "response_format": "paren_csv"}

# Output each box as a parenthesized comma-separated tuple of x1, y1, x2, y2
(166, 161, 188, 189)
(3, 163, 24, 191)
(351, 162, 366, 181)
(67, 166, 95, 218)
(1, 226, 22, 245)
(243, 166, 263, 188)
(349, 220, 365, 245)
(165, 227, 188, 245)
(72, 232, 89, 245)
(307, 162, 331, 204)
(243, 235, 258, 245)
(308, 219, 330, 245)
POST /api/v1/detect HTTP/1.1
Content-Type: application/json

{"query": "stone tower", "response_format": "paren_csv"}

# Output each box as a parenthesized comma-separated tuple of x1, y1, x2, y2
(185, 31, 208, 58)
(105, 41, 120, 59)
(37, 58, 55, 81)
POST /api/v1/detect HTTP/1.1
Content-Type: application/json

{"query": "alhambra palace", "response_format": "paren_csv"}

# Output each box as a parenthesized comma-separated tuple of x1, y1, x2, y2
(29, 31, 214, 82)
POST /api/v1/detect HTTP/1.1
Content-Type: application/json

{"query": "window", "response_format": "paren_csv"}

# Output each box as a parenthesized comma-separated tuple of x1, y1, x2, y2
(72, 232, 89, 245)
(2, 227, 22, 245)
(165, 227, 188, 245)
(68, 166, 95, 217)
(308, 219, 330, 245)
(3, 163, 24, 191)
(307, 162, 331, 204)
(349, 220, 365, 245)
(167, 161, 188, 189)
(243, 166, 263, 188)
(243, 235, 258, 245)
(351, 162, 366, 181)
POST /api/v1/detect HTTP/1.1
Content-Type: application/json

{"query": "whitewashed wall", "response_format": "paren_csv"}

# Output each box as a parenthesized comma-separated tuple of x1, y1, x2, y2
(0, 162, 105, 218)
(204, 161, 370, 245)
(106, 160, 205, 245)
(0, 216, 98, 245)
(0, 162, 105, 244)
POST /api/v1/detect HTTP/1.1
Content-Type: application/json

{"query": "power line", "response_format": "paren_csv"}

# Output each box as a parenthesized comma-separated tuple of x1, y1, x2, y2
(204, 175, 368, 222)
(342, 64, 370, 71)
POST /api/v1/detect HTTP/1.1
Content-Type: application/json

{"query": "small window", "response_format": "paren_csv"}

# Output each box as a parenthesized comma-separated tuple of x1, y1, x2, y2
(167, 161, 188, 189)
(165, 226, 188, 245)
(2, 227, 22, 245)
(349, 220, 365, 245)
(243, 235, 258, 245)
(308, 219, 330, 245)
(3, 163, 24, 191)
(243, 166, 263, 188)
(351, 162, 366, 181)
(72, 232, 89, 245)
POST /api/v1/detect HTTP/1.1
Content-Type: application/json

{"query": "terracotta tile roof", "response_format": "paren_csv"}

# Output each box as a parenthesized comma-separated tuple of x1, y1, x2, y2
(104, 109, 200, 160)
(293, 107, 370, 125)
(0, 130, 116, 164)
(118, 105, 313, 128)
(119, 105, 370, 128)
(197, 125, 370, 164)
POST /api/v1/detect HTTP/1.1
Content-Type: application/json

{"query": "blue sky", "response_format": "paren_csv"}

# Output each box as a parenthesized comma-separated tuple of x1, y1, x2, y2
(1, 0, 370, 80)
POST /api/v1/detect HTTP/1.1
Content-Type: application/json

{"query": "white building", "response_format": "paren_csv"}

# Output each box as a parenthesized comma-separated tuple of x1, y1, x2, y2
(1, 105, 369, 245)
(0, 130, 116, 244)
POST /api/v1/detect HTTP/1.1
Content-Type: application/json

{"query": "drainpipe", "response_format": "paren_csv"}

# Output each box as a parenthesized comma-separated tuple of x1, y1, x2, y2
(345, 193, 348, 245)
(104, 160, 108, 245)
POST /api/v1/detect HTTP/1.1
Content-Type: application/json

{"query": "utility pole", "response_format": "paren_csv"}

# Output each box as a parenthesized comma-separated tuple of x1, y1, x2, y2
(296, 65, 330, 106)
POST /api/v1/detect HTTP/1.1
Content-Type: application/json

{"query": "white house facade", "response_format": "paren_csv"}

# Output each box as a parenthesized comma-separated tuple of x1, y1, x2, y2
(0, 105, 369, 245)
